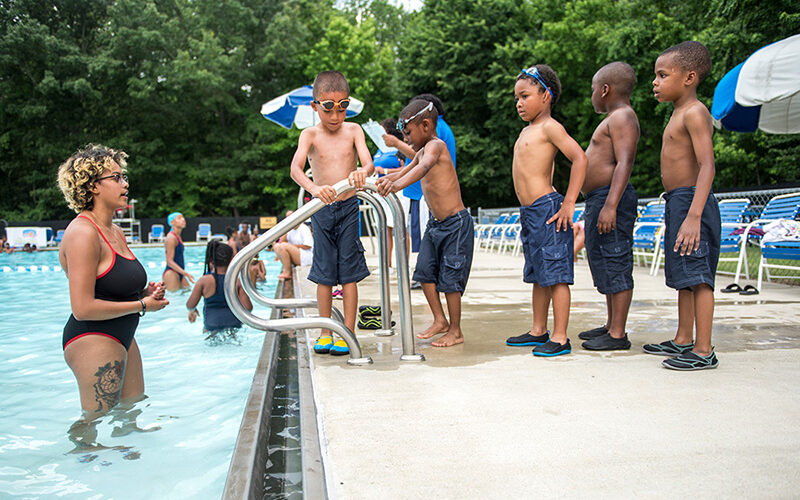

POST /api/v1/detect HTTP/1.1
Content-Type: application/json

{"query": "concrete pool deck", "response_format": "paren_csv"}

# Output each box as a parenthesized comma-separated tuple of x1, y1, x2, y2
(295, 244, 800, 499)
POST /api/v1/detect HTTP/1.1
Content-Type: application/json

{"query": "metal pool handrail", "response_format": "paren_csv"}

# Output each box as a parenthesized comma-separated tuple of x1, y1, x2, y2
(225, 179, 424, 364)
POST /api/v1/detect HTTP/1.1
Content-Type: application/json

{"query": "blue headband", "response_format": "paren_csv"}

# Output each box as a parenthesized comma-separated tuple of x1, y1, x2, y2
(167, 212, 182, 226)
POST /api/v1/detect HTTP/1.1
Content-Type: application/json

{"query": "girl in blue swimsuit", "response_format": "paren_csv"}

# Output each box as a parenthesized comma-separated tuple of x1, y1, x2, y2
(58, 145, 169, 420)
(186, 241, 253, 340)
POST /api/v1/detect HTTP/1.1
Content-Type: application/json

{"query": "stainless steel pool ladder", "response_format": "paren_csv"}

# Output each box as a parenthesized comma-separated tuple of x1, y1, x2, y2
(225, 179, 424, 365)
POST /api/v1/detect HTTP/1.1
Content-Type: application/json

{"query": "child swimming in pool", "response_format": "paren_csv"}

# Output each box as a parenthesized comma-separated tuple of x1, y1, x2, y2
(376, 99, 473, 347)
(289, 70, 374, 356)
(504, 64, 587, 357)
(186, 240, 253, 336)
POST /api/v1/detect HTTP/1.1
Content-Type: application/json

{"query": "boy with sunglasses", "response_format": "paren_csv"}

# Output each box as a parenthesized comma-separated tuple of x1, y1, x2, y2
(505, 64, 587, 357)
(290, 70, 374, 356)
(377, 99, 473, 348)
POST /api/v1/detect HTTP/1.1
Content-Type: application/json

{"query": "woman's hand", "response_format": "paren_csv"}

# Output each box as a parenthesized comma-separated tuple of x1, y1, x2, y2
(145, 281, 166, 299)
(143, 294, 169, 313)
(188, 309, 198, 323)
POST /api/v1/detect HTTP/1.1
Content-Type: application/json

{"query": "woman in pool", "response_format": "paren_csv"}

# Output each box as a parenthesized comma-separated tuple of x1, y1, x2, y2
(186, 240, 253, 336)
(57, 144, 169, 421)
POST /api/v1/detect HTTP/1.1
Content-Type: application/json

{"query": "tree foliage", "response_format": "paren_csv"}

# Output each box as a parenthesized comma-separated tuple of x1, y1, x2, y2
(0, 0, 797, 221)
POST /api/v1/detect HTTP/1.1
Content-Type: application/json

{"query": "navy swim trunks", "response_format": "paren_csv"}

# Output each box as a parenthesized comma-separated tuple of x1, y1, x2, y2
(520, 192, 574, 287)
(663, 186, 721, 290)
(584, 183, 638, 295)
(412, 208, 474, 294)
(307, 197, 370, 286)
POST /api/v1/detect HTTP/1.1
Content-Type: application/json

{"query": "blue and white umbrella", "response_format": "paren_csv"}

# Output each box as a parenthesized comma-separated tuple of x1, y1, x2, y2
(260, 85, 364, 129)
(711, 34, 800, 134)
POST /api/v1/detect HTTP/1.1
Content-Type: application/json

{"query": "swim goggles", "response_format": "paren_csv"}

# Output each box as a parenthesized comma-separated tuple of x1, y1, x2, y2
(396, 102, 434, 133)
(519, 67, 554, 100)
(312, 98, 350, 111)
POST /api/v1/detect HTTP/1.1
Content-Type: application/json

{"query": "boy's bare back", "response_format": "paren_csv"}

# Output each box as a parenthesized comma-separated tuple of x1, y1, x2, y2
(584, 106, 639, 193)
(411, 138, 464, 220)
(660, 100, 714, 191)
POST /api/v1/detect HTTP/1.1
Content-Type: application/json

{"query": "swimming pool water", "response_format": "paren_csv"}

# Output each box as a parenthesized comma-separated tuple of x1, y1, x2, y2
(0, 246, 281, 498)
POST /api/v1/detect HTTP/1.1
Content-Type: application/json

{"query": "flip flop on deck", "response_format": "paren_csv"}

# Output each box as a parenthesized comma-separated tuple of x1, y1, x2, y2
(721, 283, 742, 293)
(739, 284, 759, 295)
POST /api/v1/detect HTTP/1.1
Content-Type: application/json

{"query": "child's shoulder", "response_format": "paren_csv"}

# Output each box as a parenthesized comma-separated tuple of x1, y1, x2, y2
(677, 99, 712, 131)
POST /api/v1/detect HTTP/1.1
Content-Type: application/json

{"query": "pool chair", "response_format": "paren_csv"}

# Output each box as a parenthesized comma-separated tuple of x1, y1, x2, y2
(149, 224, 166, 243)
(196, 223, 212, 242)
(488, 213, 520, 254)
(54, 229, 65, 245)
(716, 198, 752, 277)
(573, 204, 586, 260)
(474, 213, 509, 250)
(631, 198, 666, 274)
(734, 192, 800, 292)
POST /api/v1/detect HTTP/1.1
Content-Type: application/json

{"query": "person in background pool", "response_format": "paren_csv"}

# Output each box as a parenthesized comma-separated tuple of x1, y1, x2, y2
(163, 212, 195, 291)
(186, 240, 253, 340)
(57, 144, 169, 422)
(249, 253, 267, 285)
(225, 226, 239, 255)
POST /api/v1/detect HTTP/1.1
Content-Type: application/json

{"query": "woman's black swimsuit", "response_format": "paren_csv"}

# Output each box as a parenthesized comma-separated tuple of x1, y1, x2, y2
(62, 215, 147, 351)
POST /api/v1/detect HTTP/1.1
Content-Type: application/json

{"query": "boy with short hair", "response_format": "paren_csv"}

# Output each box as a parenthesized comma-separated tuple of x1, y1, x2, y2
(578, 62, 640, 351)
(376, 99, 473, 347)
(290, 70, 374, 356)
(504, 65, 587, 357)
(644, 41, 721, 370)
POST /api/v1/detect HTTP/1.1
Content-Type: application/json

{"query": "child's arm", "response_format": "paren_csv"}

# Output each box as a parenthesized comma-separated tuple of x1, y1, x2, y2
(598, 111, 638, 234)
(290, 130, 337, 204)
(349, 126, 374, 189)
(375, 144, 440, 196)
(675, 106, 715, 256)
(383, 133, 416, 159)
(545, 122, 587, 231)
(185, 276, 207, 323)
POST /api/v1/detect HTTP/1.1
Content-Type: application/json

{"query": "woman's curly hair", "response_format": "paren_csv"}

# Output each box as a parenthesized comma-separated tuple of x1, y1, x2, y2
(57, 144, 128, 213)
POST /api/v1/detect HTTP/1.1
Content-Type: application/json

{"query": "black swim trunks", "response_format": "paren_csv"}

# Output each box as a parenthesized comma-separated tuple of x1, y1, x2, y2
(307, 197, 370, 286)
(663, 186, 721, 290)
(584, 183, 638, 295)
(412, 208, 474, 294)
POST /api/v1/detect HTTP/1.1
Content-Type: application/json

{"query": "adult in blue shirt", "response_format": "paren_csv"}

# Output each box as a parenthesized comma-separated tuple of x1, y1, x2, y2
(383, 94, 457, 253)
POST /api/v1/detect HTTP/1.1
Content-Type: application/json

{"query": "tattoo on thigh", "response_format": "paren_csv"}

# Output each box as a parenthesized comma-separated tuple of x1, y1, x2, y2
(93, 361, 124, 412)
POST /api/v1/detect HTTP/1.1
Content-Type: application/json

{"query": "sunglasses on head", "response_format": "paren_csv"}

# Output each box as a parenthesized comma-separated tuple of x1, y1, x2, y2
(313, 98, 350, 111)
(519, 67, 554, 100)
(396, 102, 434, 133)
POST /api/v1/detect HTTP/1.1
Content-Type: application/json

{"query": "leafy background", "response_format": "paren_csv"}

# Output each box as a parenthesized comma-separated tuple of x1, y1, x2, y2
(1, 0, 798, 221)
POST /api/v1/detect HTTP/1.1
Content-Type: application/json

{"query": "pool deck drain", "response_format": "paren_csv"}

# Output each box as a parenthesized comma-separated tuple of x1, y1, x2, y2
(296, 243, 800, 499)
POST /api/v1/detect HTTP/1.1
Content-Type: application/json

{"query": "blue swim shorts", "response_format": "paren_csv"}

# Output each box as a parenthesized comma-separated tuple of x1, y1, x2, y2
(664, 186, 721, 290)
(412, 208, 474, 294)
(520, 192, 574, 287)
(307, 197, 370, 286)
(584, 183, 638, 295)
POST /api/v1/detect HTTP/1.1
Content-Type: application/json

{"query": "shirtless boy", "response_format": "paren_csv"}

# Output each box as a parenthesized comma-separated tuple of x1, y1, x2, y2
(578, 62, 640, 351)
(290, 70, 374, 356)
(504, 65, 587, 357)
(376, 99, 473, 347)
(644, 41, 721, 370)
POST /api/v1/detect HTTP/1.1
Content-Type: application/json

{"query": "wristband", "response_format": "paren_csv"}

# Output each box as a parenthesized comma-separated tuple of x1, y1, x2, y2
(139, 299, 146, 317)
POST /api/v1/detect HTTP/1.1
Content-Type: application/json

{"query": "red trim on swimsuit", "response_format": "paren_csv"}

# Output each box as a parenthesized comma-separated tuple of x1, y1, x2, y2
(77, 216, 136, 279)
(63, 332, 124, 349)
